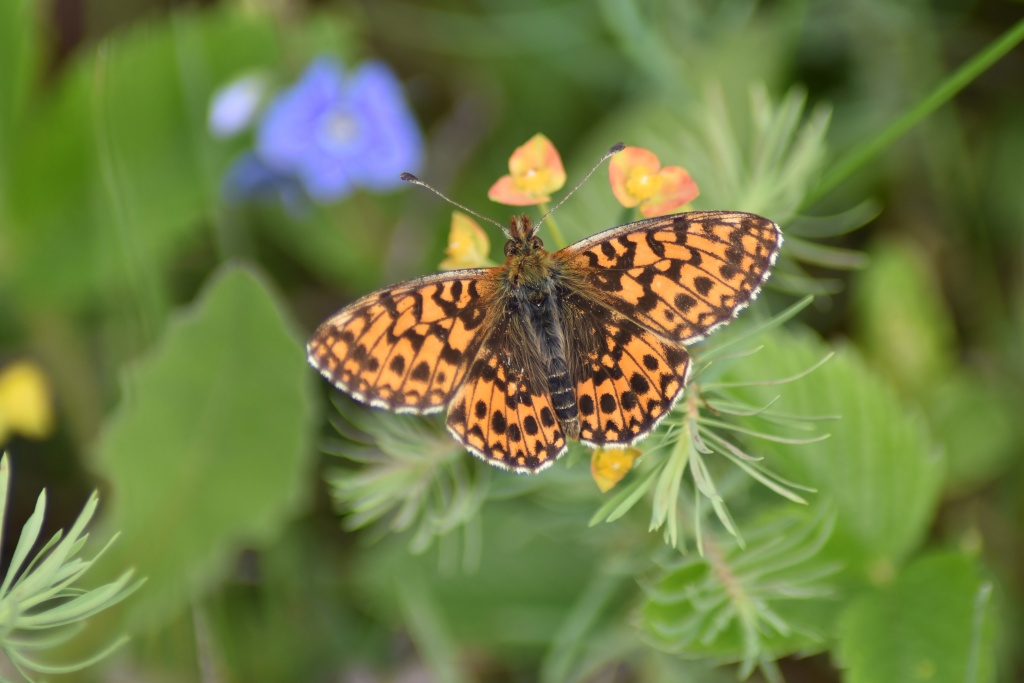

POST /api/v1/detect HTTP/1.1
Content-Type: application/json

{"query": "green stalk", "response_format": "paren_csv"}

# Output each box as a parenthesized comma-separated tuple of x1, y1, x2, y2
(538, 202, 568, 248)
(808, 16, 1024, 204)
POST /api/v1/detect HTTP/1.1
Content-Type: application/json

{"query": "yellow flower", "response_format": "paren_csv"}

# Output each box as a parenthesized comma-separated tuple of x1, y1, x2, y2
(487, 133, 566, 206)
(439, 211, 495, 270)
(0, 361, 54, 443)
(591, 447, 640, 492)
(609, 146, 699, 217)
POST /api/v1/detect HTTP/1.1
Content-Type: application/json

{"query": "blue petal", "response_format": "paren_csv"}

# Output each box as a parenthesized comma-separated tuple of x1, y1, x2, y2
(344, 61, 424, 190)
(208, 74, 267, 138)
(254, 57, 424, 202)
(299, 157, 356, 202)
(223, 151, 307, 211)
(257, 58, 346, 173)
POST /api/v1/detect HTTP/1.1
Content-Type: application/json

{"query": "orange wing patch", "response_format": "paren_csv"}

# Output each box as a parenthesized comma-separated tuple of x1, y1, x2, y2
(447, 341, 567, 473)
(563, 294, 691, 447)
(560, 211, 781, 343)
(308, 271, 496, 414)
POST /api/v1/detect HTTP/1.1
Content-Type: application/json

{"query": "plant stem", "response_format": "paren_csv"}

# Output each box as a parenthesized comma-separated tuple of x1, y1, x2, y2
(807, 16, 1024, 204)
(539, 203, 568, 248)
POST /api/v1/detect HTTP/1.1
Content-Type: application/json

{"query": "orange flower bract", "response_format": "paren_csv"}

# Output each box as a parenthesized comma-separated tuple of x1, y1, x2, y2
(488, 133, 566, 206)
(609, 146, 699, 217)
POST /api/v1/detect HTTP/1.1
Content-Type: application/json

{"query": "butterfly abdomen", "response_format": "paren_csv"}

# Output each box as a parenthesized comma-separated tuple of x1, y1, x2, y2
(514, 274, 582, 442)
(546, 357, 580, 440)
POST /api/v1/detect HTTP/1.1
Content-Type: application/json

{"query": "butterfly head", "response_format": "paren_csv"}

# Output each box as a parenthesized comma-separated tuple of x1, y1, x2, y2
(503, 214, 544, 258)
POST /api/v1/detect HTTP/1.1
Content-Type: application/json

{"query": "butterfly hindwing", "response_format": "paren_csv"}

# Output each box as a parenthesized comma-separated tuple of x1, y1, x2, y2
(560, 290, 691, 447)
(558, 210, 781, 344)
(446, 316, 567, 473)
(308, 270, 496, 414)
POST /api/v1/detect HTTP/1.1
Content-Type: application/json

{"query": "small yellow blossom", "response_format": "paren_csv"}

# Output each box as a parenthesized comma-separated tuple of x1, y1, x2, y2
(0, 361, 54, 443)
(439, 211, 495, 270)
(591, 447, 640, 492)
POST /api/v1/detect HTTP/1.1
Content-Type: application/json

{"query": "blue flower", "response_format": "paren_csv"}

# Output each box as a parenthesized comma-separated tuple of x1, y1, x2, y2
(208, 73, 269, 139)
(223, 151, 305, 214)
(256, 58, 423, 202)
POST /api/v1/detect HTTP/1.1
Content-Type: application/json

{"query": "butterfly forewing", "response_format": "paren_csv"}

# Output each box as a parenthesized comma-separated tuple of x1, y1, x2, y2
(559, 211, 781, 344)
(308, 270, 496, 414)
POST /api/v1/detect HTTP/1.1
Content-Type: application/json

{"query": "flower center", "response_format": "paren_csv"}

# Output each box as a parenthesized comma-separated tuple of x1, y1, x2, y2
(514, 167, 553, 194)
(625, 167, 662, 200)
(317, 109, 360, 152)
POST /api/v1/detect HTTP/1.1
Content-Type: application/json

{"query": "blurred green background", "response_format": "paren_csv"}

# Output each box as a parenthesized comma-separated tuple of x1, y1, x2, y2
(1, 0, 1023, 681)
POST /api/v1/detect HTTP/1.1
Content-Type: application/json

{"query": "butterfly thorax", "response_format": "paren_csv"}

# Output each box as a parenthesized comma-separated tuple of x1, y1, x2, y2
(499, 214, 581, 440)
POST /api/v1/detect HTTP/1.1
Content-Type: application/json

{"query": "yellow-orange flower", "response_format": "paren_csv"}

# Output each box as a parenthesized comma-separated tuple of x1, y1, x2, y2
(439, 211, 494, 270)
(487, 133, 566, 206)
(0, 360, 54, 443)
(609, 146, 699, 217)
(591, 447, 640, 492)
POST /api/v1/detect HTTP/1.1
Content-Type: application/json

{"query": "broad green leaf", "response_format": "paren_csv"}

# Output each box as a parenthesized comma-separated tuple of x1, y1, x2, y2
(852, 240, 956, 394)
(721, 326, 943, 585)
(925, 373, 1016, 495)
(837, 552, 996, 683)
(94, 264, 317, 628)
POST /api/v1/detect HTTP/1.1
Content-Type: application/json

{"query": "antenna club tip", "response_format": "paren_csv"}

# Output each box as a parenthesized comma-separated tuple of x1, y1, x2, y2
(400, 172, 419, 182)
(609, 142, 626, 154)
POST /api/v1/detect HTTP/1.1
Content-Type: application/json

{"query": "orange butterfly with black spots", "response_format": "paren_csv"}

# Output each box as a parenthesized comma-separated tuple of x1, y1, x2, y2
(309, 209, 781, 473)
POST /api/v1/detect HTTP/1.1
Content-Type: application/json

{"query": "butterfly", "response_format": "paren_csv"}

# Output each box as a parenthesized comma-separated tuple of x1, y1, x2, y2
(308, 210, 781, 473)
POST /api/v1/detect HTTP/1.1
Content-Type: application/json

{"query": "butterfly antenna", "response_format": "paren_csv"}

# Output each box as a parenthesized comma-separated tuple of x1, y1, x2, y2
(535, 142, 625, 230)
(400, 172, 508, 233)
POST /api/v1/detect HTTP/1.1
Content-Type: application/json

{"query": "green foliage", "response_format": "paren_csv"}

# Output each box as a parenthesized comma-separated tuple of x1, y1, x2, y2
(723, 326, 944, 586)
(642, 509, 838, 681)
(853, 241, 1018, 493)
(0, 455, 139, 681)
(326, 396, 489, 556)
(837, 552, 996, 683)
(93, 264, 317, 628)
(854, 240, 957, 394)
(2, 11, 281, 315)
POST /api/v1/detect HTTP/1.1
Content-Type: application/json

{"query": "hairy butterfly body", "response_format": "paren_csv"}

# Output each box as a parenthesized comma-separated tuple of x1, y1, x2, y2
(308, 210, 781, 473)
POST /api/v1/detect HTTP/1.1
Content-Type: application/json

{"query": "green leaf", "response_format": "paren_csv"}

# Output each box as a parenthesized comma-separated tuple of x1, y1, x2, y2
(852, 240, 957, 394)
(0, 454, 10, 557)
(721, 326, 943, 585)
(837, 552, 996, 683)
(94, 263, 318, 628)
(925, 373, 1017, 494)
